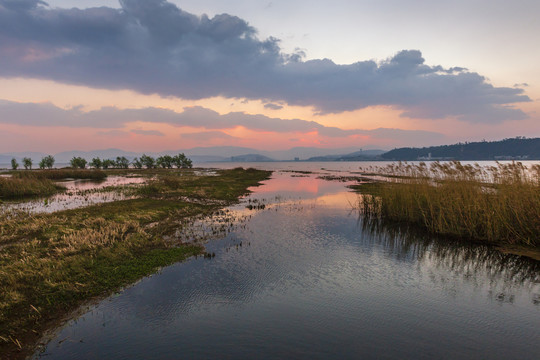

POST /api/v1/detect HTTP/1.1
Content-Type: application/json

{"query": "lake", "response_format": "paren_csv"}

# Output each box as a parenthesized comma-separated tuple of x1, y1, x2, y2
(33, 165, 540, 359)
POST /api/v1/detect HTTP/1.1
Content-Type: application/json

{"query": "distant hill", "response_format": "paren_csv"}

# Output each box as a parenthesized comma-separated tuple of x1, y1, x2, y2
(307, 149, 386, 161)
(0, 146, 376, 165)
(229, 154, 275, 162)
(381, 137, 540, 161)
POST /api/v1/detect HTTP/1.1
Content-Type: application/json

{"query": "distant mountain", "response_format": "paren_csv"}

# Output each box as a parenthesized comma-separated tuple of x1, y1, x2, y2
(0, 146, 387, 166)
(230, 154, 275, 162)
(180, 146, 262, 158)
(381, 137, 540, 161)
(307, 149, 386, 161)
(0, 152, 47, 164)
(263, 147, 360, 160)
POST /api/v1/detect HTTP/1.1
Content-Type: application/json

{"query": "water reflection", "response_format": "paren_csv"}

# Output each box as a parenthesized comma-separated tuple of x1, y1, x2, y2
(1, 175, 146, 213)
(35, 172, 540, 360)
(358, 217, 540, 305)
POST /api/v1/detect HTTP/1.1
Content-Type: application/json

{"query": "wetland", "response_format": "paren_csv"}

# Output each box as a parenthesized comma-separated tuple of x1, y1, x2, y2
(0, 162, 539, 359)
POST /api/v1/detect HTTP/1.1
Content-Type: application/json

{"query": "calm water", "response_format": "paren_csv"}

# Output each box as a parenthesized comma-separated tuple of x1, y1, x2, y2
(34, 170, 540, 359)
(1, 176, 147, 213)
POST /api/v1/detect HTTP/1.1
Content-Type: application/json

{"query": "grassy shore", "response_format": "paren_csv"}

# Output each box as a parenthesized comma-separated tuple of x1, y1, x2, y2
(12, 169, 107, 181)
(0, 167, 271, 359)
(353, 161, 540, 247)
(0, 169, 107, 200)
(0, 177, 60, 199)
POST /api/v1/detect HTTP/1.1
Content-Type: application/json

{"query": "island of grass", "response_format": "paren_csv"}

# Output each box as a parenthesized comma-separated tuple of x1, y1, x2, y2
(0, 167, 271, 359)
(0, 169, 107, 200)
(351, 161, 540, 258)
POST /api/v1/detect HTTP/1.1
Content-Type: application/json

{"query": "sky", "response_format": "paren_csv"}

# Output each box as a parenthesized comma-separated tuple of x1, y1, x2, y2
(0, 0, 539, 153)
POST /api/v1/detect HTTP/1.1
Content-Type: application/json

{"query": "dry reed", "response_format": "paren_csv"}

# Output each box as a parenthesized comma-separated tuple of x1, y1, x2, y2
(357, 161, 540, 246)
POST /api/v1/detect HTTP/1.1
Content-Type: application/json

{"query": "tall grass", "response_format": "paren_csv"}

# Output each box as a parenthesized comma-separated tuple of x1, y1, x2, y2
(13, 169, 107, 180)
(357, 161, 540, 246)
(0, 177, 59, 199)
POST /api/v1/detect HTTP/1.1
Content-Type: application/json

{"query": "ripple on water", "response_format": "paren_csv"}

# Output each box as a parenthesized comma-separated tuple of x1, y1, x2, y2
(34, 172, 540, 360)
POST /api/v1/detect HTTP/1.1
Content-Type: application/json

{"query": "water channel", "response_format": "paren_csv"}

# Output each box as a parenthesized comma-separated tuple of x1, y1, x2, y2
(33, 168, 540, 359)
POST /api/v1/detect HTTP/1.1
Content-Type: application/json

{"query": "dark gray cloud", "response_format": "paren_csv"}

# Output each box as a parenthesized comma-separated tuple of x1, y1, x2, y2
(0, 99, 444, 143)
(264, 103, 284, 110)
(0, 0, 530, 122)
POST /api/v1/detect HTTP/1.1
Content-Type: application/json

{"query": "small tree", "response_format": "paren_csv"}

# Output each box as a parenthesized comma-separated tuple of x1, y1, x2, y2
(132, 157, 143, 169)
(70, 156, 87, 169)
(102, 159, 114, 169)
(89, 157, 103, 169)
(116, 156, 130, 169)
(140, 154, 155, 169)
(173, 153, 193, 168)
(11, 158, 19, 170)
(39, 155, 55, 169)
(22, 157, 32, 170)
(156, 155, 173, 169)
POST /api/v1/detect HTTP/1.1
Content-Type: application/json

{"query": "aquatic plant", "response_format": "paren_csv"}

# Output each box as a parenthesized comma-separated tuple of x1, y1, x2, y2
(354, 161, 540, 246)
(13, 169, 107, 181)
(0, 176, 59, 199)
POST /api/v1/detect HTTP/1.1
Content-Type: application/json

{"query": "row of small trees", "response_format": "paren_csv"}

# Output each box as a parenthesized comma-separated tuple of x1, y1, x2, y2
(87, 156, 130, 169)
(11, 156, 55, 170)
(10, 153, 192, 170)
(131, 153, 193, 169)
(89, 154, 192, 169)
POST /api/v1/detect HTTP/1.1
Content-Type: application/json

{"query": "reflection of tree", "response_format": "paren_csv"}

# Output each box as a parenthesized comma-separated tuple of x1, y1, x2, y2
(358, 216, 540, 305)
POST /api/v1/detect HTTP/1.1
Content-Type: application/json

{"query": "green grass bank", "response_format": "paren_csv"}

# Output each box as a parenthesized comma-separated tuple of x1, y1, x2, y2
(0, 167, 271, 359)
(1, 169, 107, 200)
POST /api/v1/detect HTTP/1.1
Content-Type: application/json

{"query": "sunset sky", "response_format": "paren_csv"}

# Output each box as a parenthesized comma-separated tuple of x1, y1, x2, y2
(1, 0, 539, 153)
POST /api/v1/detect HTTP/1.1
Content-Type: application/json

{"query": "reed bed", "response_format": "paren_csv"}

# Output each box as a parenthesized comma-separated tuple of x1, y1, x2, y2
(0, 177, 59, 199)
(13, 169, 107, 181)
(356, 161, 540, 246)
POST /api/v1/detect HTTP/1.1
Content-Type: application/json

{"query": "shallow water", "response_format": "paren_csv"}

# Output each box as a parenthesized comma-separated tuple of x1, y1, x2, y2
(34, 171, 540, 359)
(1, 175, 146, 213)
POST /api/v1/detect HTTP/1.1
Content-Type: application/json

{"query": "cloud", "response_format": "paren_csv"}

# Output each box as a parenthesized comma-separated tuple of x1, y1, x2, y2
(0, 0, 530, 122)
(0, 99, 445, 144)
(96, 130, 130, 137)
(181, 130, 238, 141)
(131, 129, 164, 136)
(264, 103, 283, 110)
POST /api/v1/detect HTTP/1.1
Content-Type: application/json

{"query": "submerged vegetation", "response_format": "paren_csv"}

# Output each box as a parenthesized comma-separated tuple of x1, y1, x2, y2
(353, 161, 540, 247)
(0, 167, 271, 359)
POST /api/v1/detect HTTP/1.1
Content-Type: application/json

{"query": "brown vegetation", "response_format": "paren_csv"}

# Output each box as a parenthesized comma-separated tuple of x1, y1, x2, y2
(354, 161, 540, 246)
